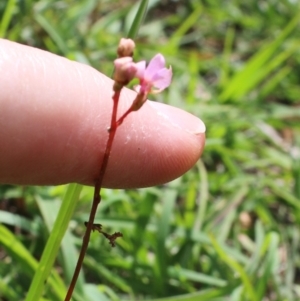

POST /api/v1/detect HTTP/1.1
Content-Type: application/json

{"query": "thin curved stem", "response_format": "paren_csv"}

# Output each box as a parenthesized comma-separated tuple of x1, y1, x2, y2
(116, 106, 133, 127)
(64, 91, 120, 301)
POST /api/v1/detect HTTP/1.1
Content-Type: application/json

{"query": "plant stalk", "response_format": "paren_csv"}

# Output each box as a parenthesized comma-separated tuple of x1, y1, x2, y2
(64, 91, 121, 301)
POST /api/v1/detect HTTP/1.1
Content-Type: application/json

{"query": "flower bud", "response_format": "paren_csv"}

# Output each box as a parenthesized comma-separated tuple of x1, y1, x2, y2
(113, 57, 137, 91)
(117, 38, 135, 58)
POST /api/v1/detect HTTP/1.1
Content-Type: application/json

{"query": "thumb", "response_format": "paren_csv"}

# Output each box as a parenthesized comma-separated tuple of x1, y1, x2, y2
(0, 39, 205, 188)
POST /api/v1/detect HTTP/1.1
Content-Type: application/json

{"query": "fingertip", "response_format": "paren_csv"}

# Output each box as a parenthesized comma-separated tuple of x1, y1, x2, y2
(93, 100, 206, 188)
(0, 39, 206, 187)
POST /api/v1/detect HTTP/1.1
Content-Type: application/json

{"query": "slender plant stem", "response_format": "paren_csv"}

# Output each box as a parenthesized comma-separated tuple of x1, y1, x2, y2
(64, 91, 121, 301)
(116, 107, 133, 127)
(63, 0, 148, 298)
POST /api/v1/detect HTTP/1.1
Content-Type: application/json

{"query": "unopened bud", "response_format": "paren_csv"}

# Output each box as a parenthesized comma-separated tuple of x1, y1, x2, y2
(113, 57, 137, 91)
(117, 38, 135, 58)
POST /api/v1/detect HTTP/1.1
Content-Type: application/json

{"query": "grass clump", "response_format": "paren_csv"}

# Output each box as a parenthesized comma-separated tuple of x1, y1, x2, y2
(1, 0, 300, 300)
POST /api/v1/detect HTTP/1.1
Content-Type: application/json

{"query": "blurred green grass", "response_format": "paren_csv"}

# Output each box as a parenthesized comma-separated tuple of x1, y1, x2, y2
(1, 0, 300, 300)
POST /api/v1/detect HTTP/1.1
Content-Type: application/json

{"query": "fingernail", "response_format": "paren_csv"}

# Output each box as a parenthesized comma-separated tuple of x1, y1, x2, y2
(148, 101, 206, 134)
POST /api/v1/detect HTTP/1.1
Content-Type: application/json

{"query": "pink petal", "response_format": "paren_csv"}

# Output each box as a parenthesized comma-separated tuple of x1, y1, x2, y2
(145, 53, 166, 79)
(135, 61, 146, 79)
(152, 67, 172, 90)
(133, 85, 141, 93)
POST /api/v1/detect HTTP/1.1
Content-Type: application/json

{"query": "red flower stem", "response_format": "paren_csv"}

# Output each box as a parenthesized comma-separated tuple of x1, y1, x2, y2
(64, 90, 121, 301)
(116, 107, 133, 127)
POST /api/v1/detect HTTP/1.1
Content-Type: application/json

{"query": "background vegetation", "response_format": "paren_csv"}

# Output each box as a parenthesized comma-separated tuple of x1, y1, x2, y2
(1, 0, 300, 300)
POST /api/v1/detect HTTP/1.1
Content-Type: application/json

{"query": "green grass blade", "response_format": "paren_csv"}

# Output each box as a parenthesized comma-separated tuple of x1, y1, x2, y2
(256, 232, 280, 300)
(192, 160, 209, 235)
(154, 183, 177, 295)
(265, 179, 300, 210)
(293, 157, 300, 199)
(34, 13, 69, 54)
(0, 277, 19, 301)
(259, 66, 292, 97)
(127, 0, 148, 39)
(0, 225, 65, 300)
(164, 4, 202, 54)
(25, 183, 83, 301)
(37, 196, 85, 295)
(220, 27, 235, 87)
(219, 11, 300, 102)
(0, 210, 38, 235)
(168, 266, 227, 287)
(210, 235, 257, 301)
(0, 0, 16, 38)
(148, 288, 229, 301)
(84, 257, 133, 294)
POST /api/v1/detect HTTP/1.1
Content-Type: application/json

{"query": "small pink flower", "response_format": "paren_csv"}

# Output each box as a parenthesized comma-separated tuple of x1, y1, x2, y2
(135, 54, 172, 94)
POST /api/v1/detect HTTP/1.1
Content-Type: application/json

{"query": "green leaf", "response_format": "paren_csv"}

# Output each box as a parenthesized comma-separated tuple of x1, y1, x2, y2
(127, 0, 149, 39)
(25, 184, 83, 301)
(0, 0, 17, 38)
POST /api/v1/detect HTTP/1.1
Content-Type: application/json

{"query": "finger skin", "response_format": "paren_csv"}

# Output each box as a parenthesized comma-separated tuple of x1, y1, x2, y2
(0, 39, 205, 188)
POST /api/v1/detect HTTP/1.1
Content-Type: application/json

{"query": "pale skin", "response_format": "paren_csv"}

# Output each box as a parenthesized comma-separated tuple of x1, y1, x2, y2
(0, 39, 205, 188)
